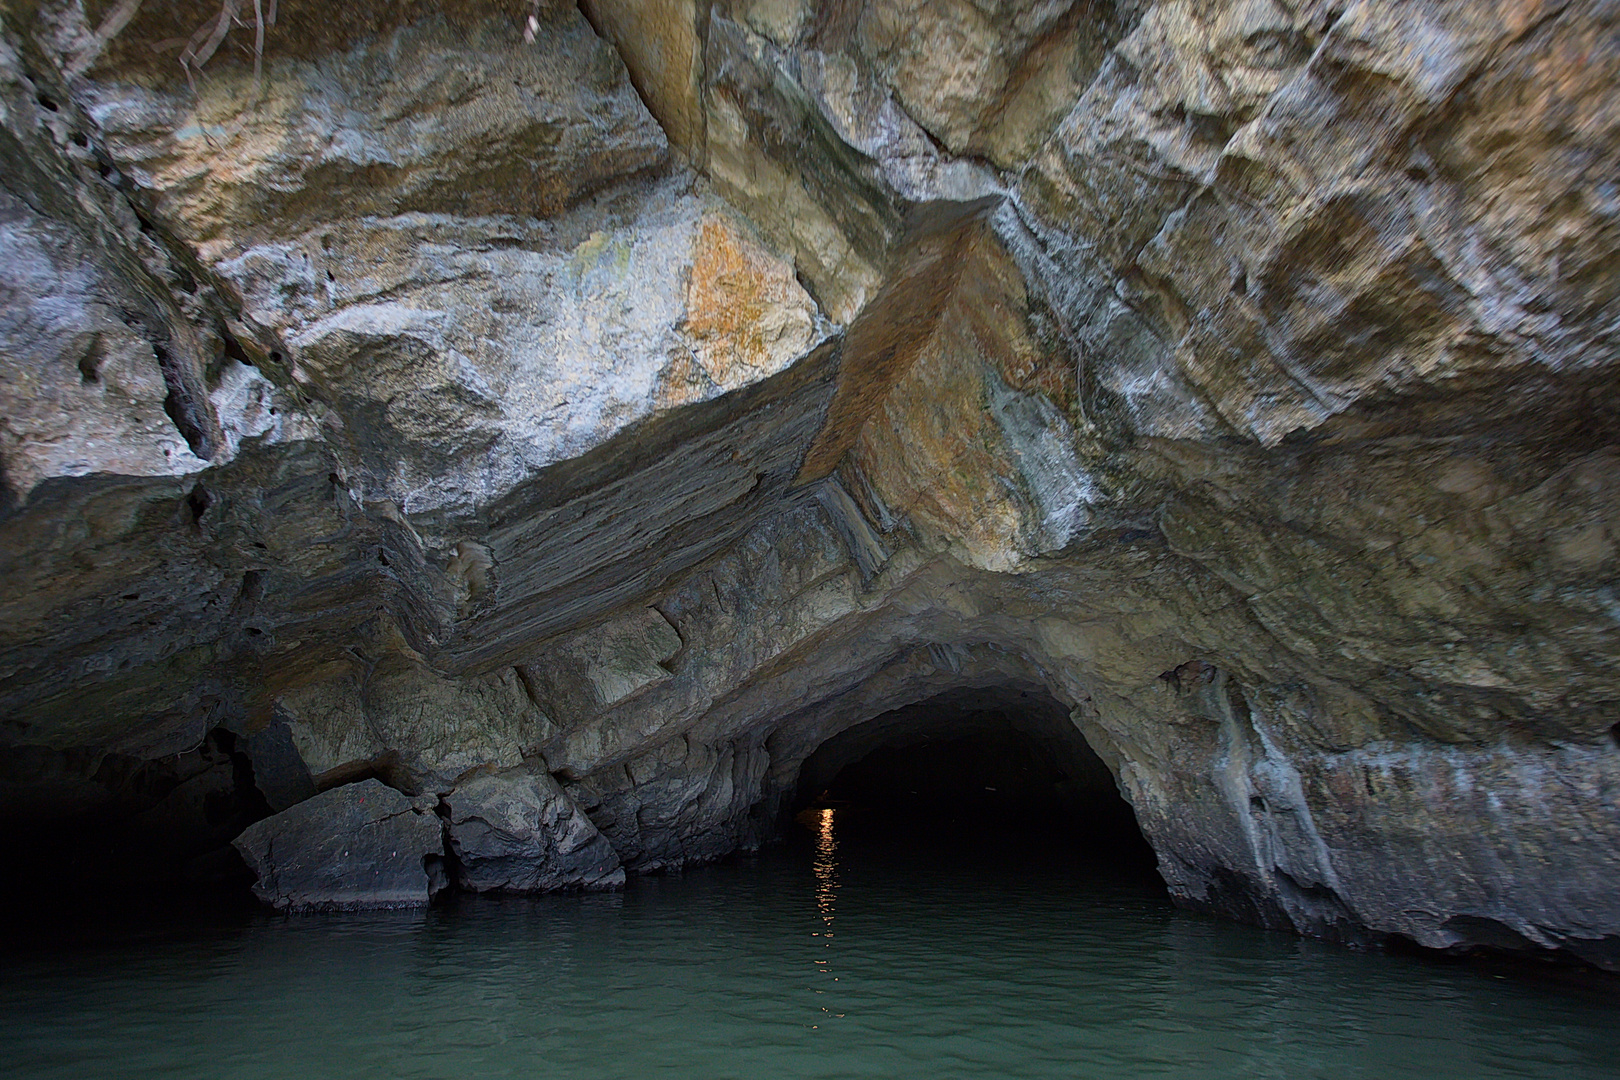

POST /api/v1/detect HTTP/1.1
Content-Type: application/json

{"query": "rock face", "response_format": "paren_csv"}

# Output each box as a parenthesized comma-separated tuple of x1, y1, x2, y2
(2, 0, 1618, 970)
(232, 779, 445, 910)
(444, 765, 624, 892)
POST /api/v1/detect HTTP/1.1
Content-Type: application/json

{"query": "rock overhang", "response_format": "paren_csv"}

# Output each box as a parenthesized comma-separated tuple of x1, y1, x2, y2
(0, 0, 1616, 971)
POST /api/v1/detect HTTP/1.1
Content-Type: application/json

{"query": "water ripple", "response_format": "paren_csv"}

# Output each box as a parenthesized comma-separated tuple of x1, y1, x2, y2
(1, 815, 1615, 1079)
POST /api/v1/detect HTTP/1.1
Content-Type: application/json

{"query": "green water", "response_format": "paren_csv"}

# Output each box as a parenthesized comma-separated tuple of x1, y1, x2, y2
(2, 811, 1614, 1079)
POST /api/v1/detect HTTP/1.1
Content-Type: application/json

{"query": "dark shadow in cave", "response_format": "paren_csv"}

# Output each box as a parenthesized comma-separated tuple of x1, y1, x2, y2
(789, 686, 1161, 880)
(0, 728, 271, 923)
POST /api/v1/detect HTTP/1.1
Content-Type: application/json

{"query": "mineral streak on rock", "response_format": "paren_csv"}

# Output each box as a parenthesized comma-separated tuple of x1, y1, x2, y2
(2, 0, 1618, 970)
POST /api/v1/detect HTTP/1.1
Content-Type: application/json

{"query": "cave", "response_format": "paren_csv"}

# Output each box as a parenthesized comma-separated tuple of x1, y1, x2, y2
(5, 0, 1620, 1075)
(7, 0, 1620, 1072)
(788, 688, 1156, 874)
(2, 0, 1618, 989)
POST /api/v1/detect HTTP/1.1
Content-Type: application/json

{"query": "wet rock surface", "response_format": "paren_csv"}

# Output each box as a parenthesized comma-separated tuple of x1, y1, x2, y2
(1, 0, 1617, 968)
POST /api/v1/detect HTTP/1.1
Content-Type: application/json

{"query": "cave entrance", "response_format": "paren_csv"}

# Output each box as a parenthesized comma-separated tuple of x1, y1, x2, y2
(789, 687, 1159, 878)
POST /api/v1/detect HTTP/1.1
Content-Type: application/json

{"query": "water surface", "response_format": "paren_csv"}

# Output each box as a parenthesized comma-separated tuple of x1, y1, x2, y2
(2, 811, 1614, 1079)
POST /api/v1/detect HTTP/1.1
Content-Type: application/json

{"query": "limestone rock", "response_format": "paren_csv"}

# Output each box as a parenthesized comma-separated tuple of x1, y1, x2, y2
(230, 176, 826, 520)
(275, 676, 384, 786)
(854, 0, 1122, 167)
(0, 0, 839, 765)
(360, 654, 549, 794)
(1016, 0, 1620, 445)
(735, 0, 812, 47)
(82, 8, 667, 252)
(232, 779, 445, 911)
(521, 607, 683, 730)
(0, 21, 312, 506)
(791, 48, 1000, 205)
(443, 765, 624, 892)
(812, 202, 1095, 568)
(239, 718, 317, 813)
(580, 0, 707, 158)
(701, 14, 898, 324)
(4, 0, 1620, 975)
(0, 183, 206, 497)
(52, 0, 834, 526)
(682, 212, 821, 391)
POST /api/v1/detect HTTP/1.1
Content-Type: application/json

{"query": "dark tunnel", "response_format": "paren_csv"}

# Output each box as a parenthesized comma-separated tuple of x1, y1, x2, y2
(788, 686, 1160, 875)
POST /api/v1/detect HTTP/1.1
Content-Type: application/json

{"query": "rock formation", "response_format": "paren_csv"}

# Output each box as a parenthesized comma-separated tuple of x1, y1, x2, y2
(234, 777, 446, 910)
(1, 0, 1616, 969)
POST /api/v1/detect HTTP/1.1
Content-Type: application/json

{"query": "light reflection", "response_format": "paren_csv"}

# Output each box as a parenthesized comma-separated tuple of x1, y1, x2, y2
(796, 803, 844, 1019)
(812, 807, 838, 927)
(807, 808, 846, 1023)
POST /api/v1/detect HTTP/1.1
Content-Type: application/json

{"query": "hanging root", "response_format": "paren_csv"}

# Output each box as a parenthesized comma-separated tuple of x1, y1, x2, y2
(68, 0, 144, 73)
(178, 0, 238, 89)
(71, 0, 277, 89)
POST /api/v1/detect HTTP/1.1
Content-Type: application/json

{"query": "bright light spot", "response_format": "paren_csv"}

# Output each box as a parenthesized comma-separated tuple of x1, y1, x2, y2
(813, 808, 838, 925)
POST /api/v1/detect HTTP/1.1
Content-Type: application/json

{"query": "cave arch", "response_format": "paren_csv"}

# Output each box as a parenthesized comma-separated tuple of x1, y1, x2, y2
(784, 686, 1157, 868)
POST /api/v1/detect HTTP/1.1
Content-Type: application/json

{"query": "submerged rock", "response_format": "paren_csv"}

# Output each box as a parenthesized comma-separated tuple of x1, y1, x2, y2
(232, 779, 445, 911)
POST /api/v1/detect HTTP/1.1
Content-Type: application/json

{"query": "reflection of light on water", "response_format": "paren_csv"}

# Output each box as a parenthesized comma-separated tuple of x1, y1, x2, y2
(809, 808, 844, 1023)
(813, 807, 838, 926)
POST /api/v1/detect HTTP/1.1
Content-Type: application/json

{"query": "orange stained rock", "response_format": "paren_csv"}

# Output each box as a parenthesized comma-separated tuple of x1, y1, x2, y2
(682, 213, 817, 391)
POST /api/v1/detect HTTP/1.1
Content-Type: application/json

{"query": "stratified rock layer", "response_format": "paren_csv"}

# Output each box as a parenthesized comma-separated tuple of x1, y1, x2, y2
(2, 0, 1617, 970)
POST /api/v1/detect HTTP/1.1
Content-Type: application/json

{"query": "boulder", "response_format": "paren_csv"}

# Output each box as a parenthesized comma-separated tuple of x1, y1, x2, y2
(232, 779, 444, 911)
(444, 766, 624, 893)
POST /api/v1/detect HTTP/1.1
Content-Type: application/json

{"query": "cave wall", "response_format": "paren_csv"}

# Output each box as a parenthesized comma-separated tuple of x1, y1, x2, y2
(1, 0, 1617, 965)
